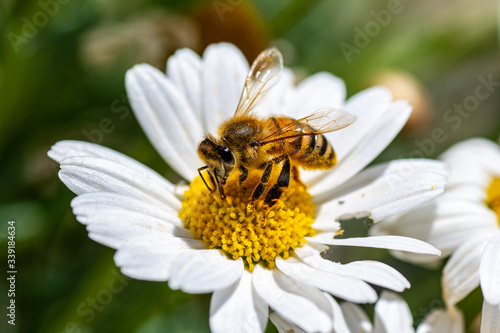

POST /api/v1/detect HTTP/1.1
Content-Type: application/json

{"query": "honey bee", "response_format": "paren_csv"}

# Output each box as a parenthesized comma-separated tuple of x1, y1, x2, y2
(197, 48, 356, 207)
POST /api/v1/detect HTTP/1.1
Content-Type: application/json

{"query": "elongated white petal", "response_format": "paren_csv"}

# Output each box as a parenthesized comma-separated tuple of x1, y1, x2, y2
(114, 236, 205, 281)
(307, 100, 411, 191)
(443, 234, 490, 306)
(440, 138, 500, 183)
(373, 291, 413, 333)
(480, 300, 500, 333)
(270, 291, 351, 332)
(340, 302, 373, 333)
(252, 265, 333, 332)
(286, 72, 346, 119)
(49, 141, 175, 182)
(166, 48, 203, 119)
(314, 170, 446, 226)
(326, 86, 392, 163)
(49, 141, 178, 200)
(416, 308, 464, 333)
(323, 159, 446, 200)
(371, 199, 497, 260)
(341, 261, 410, 292)
(269, 313, 305, 333)
(295, 246, 410, 292)
(313, 160, 447, 228)
(480, 233, 500, 305)
(74, 205, 192, 249)
(72, 192, 182, 227)
(126, 64, 201, 180)
(326, 293, 351, 333)
(58, 156, 181, 210)
(309, 235, 441, 256)
(437, 183, 487, 203)
(168, 249, 244, 293)
(276, 256, 377, 303)
(210, 270, 268, 333)
(254, 68, 295, 117)
(202, 43, 248, 133)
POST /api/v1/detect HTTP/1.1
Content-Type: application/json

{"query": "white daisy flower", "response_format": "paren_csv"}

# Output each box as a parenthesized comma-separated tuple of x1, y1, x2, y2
(49, 43, 447, 332)
(270, 291, 464, 333)
(372, 138, 500, 331)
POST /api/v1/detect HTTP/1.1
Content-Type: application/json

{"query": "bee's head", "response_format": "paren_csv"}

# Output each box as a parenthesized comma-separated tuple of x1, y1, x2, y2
(197, 137, 235, 193)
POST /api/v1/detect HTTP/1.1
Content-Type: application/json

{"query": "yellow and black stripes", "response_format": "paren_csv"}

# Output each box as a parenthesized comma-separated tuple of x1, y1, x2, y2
(265, 117, 337, 169)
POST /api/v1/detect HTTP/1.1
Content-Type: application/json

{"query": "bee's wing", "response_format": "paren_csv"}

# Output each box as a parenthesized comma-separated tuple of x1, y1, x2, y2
(260, 108, 356, 145)
(234, 48, 283, 117)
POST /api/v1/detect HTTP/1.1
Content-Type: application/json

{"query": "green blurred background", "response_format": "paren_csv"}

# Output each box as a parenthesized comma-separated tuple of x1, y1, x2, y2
(0, 0, 499, 332)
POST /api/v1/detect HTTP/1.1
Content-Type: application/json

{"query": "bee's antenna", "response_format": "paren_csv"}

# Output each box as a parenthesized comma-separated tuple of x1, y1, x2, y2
(198, 166, 214, 192)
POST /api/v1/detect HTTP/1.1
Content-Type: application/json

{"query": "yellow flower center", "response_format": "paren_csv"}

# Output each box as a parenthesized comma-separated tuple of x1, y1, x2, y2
(178, 172, 316, 270)
(486, 177, 500, 225)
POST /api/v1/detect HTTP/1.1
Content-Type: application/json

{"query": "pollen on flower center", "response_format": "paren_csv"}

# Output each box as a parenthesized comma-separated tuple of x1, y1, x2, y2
(178, 172, 316, 270)
(486, 177, 500, 225)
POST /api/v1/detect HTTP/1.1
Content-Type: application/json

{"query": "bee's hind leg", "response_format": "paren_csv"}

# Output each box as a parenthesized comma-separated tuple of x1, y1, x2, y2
(250, 162, 273, 202)
(264, 155, 291, 207)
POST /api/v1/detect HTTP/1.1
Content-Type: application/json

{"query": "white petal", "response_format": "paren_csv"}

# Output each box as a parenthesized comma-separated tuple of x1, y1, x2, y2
(114, 236, 205, 281)
(73, 205, 192, 249)
(168, 249, 244, 293)
(286, 72, 346, 119)
(252, 265, 333, 332)
(126, 64, 201, 180)
(311, 160, 444, 229)
(72, 192, 182, 227)
(210, 270, 268, 333)
(341, 261, 410, 292)
(416, 308, 464, 333)
(58, 156, 181, 210)
(276, 256, 377, 303)
(443, 234, 490, 306)
(480, 233, 500, 305)
(269, 312, 305, 333)
(48, 141, 173, 180)
(166, 48, 203, 119)
(340, 302, 373, 333)
(254, 67, 295, 117)
(49, 141, 178, 196)
(309, 235, 441, 256)
(371, 199, 498, 266)
(480, 300, 500, 333)
(326, 293, 351, 333)
(295, 245, 409, 292)
(438, 183, 487, 203)
(373, 291, 413, 333)
(201, 43, 248, 133)
(306, 99, 411, 191)
(326, 86, 392, 162)
(440, 138, 500, 179)
(313, 163, 447, 226)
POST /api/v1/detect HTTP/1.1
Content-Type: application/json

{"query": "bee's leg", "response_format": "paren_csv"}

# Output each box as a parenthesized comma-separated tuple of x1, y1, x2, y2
(214, 172, 226, 199)
(264, 155, 291, 207)
(239, 165, 248, 184)
(291, 166, 304, 186)
(251, 161, 273, 201)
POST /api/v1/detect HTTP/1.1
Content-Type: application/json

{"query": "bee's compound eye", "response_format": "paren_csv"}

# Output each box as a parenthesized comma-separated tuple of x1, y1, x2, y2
(218, 147, 234, 164)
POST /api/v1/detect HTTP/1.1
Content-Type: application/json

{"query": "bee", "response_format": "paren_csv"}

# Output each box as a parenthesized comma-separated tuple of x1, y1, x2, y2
(197, 48, 356, 207)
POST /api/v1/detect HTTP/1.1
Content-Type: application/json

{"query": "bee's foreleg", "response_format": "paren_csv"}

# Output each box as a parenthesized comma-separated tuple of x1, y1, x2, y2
(213, 172, 226, 199)
(264, 155, 291, 207)
(239, 165, 248, 184)
(251, 161, 273, 201)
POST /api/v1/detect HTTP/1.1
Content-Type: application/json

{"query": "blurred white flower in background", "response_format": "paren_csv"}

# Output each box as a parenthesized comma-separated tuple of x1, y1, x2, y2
(373, 138, 500, 332)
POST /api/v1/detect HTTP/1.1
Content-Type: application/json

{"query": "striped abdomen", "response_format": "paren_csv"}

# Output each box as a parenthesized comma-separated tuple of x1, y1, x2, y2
(266, 117, 337, 170)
